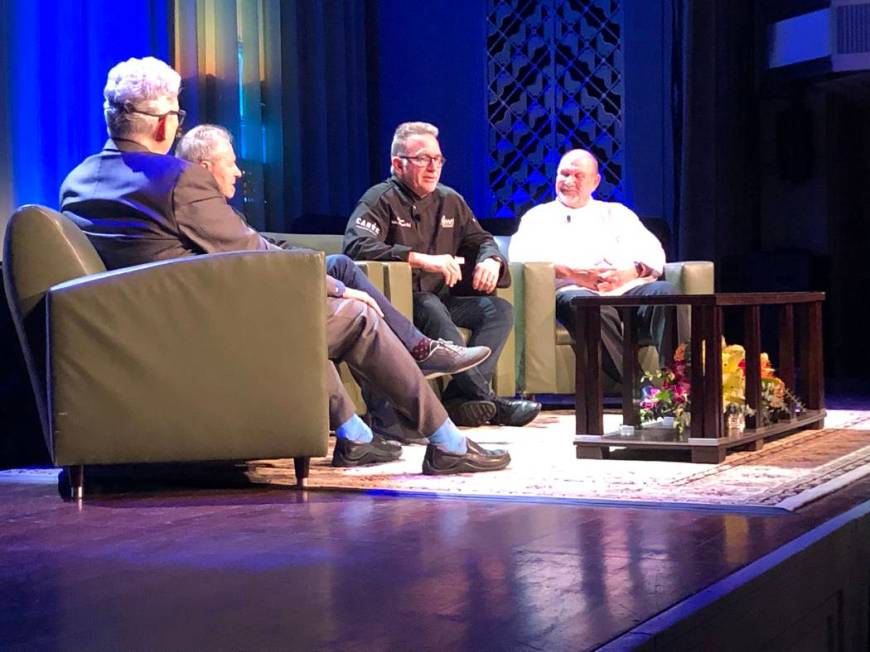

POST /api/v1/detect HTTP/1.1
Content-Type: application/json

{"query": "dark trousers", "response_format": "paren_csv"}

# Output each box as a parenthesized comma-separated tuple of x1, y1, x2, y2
(412, 292, 514, 402)
(325, 296, 447, 437)
(555, 280, 677, 382)
(325, 254, 424, 352)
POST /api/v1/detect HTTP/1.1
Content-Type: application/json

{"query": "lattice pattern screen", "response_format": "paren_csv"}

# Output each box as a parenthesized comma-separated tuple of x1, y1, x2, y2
(487, 0, 624, 218)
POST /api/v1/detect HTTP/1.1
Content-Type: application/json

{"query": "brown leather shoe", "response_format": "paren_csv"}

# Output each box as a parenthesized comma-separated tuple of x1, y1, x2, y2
(422, 438, 510, 475)
(332, 434, 402, 467)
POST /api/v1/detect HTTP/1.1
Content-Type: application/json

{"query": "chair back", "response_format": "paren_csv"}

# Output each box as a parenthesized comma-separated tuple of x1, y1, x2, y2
(2, 205, 106, 442)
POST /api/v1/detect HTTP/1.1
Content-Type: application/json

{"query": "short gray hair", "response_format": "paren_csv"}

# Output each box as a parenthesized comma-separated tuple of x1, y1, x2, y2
(391, 121, 439, 156)
(176, 124, 233, 163)
(103, 57, 181, 138)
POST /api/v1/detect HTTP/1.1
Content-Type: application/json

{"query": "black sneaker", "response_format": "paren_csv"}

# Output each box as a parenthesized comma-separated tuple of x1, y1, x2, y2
(417, 339, 491, 380)
(332, 434, 402, 467)
(490, 398, 542, 427)
(444, 399, 497, 427)
(422, 438, 511, 475)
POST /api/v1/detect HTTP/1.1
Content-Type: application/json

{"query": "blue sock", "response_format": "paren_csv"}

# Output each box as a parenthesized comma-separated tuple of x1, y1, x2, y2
(335, 414, 373, 443)
(428, 419, 467, 454)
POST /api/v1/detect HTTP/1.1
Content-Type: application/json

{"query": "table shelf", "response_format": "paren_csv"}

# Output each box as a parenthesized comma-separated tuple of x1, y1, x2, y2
(575, 409, 826, 463)
(571, 292, 826, 463)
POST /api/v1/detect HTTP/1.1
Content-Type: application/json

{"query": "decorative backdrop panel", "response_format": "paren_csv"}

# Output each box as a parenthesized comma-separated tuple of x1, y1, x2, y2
(487, 0, 624, 219)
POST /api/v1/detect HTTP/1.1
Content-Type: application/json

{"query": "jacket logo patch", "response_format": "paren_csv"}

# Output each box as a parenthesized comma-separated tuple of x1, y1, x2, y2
(391, 216, 412, 228)
(440, 215, 454, 228)
(355, 217, 381, 235)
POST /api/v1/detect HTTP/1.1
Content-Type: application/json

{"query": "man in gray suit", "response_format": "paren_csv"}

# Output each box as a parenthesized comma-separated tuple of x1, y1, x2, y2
(173, 124, 490, 383)
(60, 56, 510, 475)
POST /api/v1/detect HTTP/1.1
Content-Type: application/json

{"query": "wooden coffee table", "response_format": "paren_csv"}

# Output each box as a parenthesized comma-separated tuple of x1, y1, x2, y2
(571, 292, 826, 463)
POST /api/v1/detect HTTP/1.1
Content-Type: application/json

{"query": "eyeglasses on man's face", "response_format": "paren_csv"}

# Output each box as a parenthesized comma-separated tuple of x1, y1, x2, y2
(399, 154, 446, 168)
(122, 104, 187, 127)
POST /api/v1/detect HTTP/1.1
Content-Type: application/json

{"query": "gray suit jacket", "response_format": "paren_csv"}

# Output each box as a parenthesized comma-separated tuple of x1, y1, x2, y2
(60, 138, 342, 295)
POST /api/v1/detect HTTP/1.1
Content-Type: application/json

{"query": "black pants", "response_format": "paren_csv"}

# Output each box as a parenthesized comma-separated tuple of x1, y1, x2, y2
(325, 254, 423, 351)
(555, 280, 677, 382)
(412, 292, 514, 402)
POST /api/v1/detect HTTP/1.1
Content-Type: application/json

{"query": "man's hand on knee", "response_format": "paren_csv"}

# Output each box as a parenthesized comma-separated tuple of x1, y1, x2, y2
(342, 288, 384, 317)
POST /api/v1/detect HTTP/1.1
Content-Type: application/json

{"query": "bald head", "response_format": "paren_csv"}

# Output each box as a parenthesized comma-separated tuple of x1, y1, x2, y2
(555, 149, 600, 208)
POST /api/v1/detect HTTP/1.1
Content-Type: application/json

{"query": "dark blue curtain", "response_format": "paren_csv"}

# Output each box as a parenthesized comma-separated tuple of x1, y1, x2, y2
(0, 0, 170, 220)
(280, 1, 373, 232)
(674, 1, 761, 264)
(0, 0, 169, 466)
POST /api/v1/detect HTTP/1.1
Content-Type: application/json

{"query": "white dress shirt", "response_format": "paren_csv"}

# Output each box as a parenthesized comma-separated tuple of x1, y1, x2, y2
(508, 198, 666, 294)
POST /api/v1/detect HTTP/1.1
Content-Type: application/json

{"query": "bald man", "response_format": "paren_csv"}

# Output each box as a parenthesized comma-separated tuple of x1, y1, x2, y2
(508, 149, 677, 383)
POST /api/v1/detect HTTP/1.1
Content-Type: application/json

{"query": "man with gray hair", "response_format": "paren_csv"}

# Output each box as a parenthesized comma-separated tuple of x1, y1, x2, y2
(344, 121, 541, 430)
(60, 57, 511, 475)
(176, 123, 491, 381)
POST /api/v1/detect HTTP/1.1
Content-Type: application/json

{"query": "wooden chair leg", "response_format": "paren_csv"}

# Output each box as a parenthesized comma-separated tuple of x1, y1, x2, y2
(293, 457, 310, 489)
(68, 465, 84, 501)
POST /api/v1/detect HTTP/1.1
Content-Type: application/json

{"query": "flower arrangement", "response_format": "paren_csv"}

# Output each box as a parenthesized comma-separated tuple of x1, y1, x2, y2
(639, 340, 802, 434)
(639, 343, 691, 433)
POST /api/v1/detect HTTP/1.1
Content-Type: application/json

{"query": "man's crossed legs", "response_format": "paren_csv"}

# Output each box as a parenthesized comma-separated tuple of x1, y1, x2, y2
(325, 296, 511, 475)
(326, 254, 491, 380)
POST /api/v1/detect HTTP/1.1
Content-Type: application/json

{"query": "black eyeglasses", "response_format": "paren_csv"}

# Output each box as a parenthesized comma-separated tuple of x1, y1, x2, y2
(398, 154, 446, 168)
(120, 104, 187, 127)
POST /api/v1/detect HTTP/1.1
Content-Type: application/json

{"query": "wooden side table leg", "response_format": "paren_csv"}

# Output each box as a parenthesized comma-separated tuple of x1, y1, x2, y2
(778, 304, 795, 393)
(621, 307, 639, 426)
(575, 303, 589, 435)
(691, 446, 726, 464)
(744, 306, 762, 430)
(576, 445, 609, 460)
(585, 307, 604, 435)
(690, 305, 706, 438)
(800, 301, 825, 411)
(574, 302, 604, 436)
(704, 306, 723, 439)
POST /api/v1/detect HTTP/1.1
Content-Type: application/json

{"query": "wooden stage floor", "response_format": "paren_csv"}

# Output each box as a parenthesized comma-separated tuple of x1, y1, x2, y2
(0, 461, 867, 650)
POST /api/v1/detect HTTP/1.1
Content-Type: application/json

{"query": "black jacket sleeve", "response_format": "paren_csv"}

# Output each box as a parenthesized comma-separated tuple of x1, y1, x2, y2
(343, 193, 412, 261)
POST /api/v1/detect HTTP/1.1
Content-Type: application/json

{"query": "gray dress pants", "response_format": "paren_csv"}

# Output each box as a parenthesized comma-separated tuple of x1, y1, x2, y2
(324, 296, 447, 438)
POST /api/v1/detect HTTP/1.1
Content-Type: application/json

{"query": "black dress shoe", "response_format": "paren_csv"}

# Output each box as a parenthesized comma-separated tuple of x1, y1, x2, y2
(490, 398, 542, 427)
(422, 438, 511, 475)
(444, 399, 497, 427)
(332, 434, 402, 467)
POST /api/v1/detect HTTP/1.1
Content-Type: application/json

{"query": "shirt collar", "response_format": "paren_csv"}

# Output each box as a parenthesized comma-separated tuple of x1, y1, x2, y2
(103, 137, 154, 154)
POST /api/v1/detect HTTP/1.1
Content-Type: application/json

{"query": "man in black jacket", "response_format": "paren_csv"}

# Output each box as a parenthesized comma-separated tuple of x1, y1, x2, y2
(344, 122, 540, 428)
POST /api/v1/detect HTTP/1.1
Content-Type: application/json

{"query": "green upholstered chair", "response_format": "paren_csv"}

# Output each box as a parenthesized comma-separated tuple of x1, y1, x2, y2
(265, 233, 517, 399)
(510, 257, 715, 396)
(3, 206, 330, 499)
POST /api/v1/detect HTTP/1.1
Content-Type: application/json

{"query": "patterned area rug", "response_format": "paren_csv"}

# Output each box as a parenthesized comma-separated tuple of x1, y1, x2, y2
(246, 410, 870, 512)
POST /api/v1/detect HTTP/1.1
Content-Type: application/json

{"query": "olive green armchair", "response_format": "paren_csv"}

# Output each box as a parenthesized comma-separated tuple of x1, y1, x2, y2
(266, 233, 518, 401)
(3, 206, 330, 499)
(510, 257, 715, 396)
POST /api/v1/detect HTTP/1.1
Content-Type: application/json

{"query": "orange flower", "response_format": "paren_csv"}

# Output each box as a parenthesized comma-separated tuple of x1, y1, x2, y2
(760, 353, 776, 379)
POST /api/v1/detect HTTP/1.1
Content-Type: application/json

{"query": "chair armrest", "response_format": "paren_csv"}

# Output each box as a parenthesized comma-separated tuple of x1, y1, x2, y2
(354, 260, 386, 296)
(664, 261, 715, 294)
(46, 251, 329, 465)
(517, 262, 559, 394)
(493, 277, 516, 396)
(262, 232, 344, 255)
(380, 261, 414, 321)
